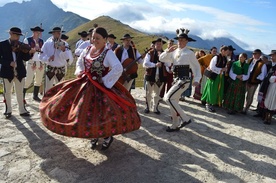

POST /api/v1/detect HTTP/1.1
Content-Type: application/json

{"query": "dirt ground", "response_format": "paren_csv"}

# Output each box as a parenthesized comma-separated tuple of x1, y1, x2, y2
(0, 88, 275, 183)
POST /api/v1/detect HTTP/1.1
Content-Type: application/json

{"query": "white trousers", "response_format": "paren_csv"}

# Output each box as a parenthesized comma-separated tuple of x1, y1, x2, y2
(44, 75, 64, 93)
(24, 60, 45, 88)
(145, 81, 164, 112)
(2, 78, 28, 114)
(164, 79, 191, 128)
(123, 79, 134, 92)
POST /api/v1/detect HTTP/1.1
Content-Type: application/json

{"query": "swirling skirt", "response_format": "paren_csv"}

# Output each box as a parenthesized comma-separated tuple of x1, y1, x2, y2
(39, 76, 141, 138)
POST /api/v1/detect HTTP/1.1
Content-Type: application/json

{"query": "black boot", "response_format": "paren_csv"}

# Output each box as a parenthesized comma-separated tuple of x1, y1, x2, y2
(33, 86, 41, 102)
(23, 88, 27, 99)
(144, 102, 150, 113)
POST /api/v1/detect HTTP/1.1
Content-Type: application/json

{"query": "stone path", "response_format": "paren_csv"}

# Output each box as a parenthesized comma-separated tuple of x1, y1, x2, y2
(0, 88, 275, 183)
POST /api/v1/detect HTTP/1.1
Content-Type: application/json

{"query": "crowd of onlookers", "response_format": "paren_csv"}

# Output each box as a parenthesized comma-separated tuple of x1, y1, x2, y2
(160, 44, 276, 125)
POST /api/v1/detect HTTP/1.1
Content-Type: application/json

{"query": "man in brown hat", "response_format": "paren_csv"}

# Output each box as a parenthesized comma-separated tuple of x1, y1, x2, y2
(0, 27, 36, 118)
(74, 27, 95, 57)
(242, 49, 267, 114)
(114, 33, 143, 91)
(143, 37, 169, 114)
(75, 31, 88, 49)
(159, 28, 201, 132)
(23, 26, 44, 102)
(107, 34, 119, 51)
(39, 27, 73, 93)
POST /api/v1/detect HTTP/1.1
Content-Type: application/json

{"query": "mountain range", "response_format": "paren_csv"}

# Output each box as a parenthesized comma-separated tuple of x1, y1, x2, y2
(0, 0, 89, 41)
(0, 0, 251, 55)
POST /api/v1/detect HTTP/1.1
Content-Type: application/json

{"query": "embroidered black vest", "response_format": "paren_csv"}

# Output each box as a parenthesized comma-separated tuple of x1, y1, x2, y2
(145, 49, 167, 82)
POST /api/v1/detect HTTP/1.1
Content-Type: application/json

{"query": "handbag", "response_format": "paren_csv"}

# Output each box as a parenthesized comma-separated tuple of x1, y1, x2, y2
(203, 68, 218, 80)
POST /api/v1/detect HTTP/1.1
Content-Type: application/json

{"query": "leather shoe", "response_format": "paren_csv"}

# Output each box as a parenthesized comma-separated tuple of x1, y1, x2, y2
(154, 110, 160, 115)
(253, 113, 262, 117)
(20, 112, 30, 117)
(179, 119, 192, 128)
(101, 136, 114, 150)
(206, 106, 216, 112)
(4, 113, 12, 119)
(33, 96, 41, 102)
(166, 126, 180, 132)
(144, 108, 149, 113)
(90, 138, 98, 150)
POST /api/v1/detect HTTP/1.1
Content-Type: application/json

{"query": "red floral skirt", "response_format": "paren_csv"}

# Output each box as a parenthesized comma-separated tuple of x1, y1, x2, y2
(39, 76, 141, 138)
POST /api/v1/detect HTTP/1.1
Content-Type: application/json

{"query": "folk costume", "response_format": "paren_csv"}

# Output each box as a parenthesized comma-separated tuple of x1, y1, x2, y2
(107, 34, 119, 51)
(75, 31, 88, 49)
(0, 27, 32, 118)
(114, 34, 143, 91)
(159, 28, 201, 132)
(39, 27, 73, 93)
(243, 49, 267, 114)
(258, 50, 276, 124)
(223, 60, 250, 113)
(23, 26, 44, 102)
(143, 38, 168, 114)
(201, 52, 228, 112)
(39, 45, 141, 139)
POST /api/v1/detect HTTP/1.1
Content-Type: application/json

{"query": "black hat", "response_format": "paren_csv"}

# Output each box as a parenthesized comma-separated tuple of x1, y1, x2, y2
(78, 31, 88, 37)
(253, 49, 262, 54)
(108, 34, 116, 39)
(120, 34, 133, 40)
(268, 50, 276, 56)
(61, 34, 69, 40)
(174, 28, 196, 42)
(228, 45, 236, 51)
(168, 39, 174, 43)
(9, 27, 23, 36)
(152, 37, 166, 44)
(30, 26, 44, 32)
(48, 27, 65, 34)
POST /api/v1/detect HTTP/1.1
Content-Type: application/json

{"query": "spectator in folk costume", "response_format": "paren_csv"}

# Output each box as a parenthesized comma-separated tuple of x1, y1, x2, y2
(242, 49, 267, 114)
(39, 27, 141, 150)
(23, 26, 44, 102)
(0, 27, 36, 118)
(224, 53, 250, 114)
(201, 45, 229, 112)
(160, 39, 174, 99)
(39, 27, 73, 93)
(224, 45, 237, 97)
(107, 34, 120, 51)
(114, 33, 143, 91)
(75, 31, 88, 49)
(192, 49, 206, 100)
(258, 50, 276, 125)
(143, 37, 169, 114)
(197, 46, 217, 104)
(74, 25, 97, 57)
(159, 28, 201, 132)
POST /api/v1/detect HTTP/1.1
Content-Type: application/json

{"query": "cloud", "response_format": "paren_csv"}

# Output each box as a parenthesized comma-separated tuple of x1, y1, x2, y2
(107, 4, 147, 22)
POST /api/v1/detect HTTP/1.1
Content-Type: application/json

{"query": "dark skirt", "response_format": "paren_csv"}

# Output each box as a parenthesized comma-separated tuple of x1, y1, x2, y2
(40, 75, 141, 138)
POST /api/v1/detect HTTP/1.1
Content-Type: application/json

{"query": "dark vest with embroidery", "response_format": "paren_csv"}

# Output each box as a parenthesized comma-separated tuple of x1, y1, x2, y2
(27, 37, 43, 57)
(114, 46, 136, 62)
(214, 54, 227, 68)
(247, 58, 265, 84)
(144, 49, 167, 82)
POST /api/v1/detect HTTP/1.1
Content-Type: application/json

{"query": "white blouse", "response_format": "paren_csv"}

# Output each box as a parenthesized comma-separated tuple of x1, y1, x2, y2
(75, 47, 123, 89)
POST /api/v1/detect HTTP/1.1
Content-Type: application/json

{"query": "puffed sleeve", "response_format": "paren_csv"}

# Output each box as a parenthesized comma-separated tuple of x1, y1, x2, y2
(159, 50, 174, 63)
(74, 49, 86, 76)
(102, 50, 123, 88)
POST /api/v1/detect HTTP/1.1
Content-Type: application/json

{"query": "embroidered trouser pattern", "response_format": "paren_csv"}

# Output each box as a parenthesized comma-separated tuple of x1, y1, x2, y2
(145, 81, 164, 112)
(164, 79, 191, 128)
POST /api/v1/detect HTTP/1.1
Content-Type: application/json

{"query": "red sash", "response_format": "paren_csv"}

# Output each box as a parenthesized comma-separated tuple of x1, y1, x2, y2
(85, 72, 136, 111)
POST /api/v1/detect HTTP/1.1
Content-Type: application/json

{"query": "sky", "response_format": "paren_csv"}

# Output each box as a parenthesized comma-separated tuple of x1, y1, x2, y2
(1, 0, 275, 54)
